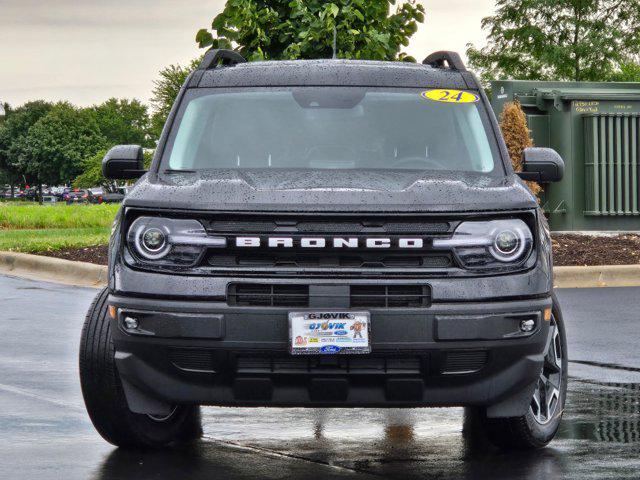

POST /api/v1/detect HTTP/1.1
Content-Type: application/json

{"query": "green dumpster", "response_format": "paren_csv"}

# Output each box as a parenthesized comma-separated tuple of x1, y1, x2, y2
(491, 80, 640, 232)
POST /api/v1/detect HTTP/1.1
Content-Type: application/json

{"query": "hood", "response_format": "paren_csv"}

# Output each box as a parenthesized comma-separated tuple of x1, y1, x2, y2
(123, 169, 537, 213)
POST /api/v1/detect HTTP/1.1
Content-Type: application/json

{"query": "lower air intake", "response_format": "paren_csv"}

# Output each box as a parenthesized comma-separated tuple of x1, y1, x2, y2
(442, 350, 488, 375)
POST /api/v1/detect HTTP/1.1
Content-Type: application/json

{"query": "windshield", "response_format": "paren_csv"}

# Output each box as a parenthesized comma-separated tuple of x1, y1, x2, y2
(164, 87, 500, 175)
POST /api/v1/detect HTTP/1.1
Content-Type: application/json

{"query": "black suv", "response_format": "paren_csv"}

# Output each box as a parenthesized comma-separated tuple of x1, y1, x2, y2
(80, 50, 567, 450)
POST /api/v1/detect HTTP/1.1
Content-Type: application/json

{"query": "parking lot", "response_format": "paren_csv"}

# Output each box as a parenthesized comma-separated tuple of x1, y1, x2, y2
(1, 274, 639, 479)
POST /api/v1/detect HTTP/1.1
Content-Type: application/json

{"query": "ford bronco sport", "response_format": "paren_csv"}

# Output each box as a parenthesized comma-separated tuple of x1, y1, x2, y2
(80, 50, 567, 450)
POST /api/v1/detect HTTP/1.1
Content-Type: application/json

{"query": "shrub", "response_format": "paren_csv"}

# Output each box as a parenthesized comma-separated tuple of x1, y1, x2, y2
(499, 101, 541, 199)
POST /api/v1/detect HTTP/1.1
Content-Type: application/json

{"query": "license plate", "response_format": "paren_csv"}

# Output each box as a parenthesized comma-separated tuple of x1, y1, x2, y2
(289, 311, 371, 355)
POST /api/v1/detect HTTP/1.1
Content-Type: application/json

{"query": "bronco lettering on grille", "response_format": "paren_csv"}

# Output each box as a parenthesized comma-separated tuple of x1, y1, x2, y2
(234, 237, 426, 249)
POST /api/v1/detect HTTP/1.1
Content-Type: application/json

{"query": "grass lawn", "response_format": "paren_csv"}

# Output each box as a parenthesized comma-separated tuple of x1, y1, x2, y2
(0, 203, 118, 253)
(0, 227, 112, 253)
(0, 202, 119, 229)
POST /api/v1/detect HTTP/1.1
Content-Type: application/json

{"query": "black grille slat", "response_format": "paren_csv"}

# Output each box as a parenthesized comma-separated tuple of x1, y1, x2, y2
(169, 348, 216, 372)
(228, 283, 430, 307)
(350, 285, 431, 308)
(237, 356, 422, 375)
(208, 252, 452, 269)
(228, 284, 309, 307)
(442, 350, 488, 375)
(205, 217, 452, 235)
(383, 222, 450, 233)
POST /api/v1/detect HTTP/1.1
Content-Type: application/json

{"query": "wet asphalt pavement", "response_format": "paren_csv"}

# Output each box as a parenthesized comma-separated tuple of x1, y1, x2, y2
(1, 275, 639, 479)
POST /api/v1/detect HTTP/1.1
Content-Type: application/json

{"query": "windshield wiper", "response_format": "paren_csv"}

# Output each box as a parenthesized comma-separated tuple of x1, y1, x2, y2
(164, 168, 197, 174)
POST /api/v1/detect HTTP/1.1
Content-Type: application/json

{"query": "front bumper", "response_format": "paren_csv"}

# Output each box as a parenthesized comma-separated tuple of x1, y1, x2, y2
(109, 293, 552, 416)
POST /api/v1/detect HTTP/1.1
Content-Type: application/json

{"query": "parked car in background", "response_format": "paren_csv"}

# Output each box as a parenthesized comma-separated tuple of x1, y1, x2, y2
(87, 188, 105, 204)
(24, 187, 38, 200)
(65, 189, 89, 204)
(101, 186, 130, 203)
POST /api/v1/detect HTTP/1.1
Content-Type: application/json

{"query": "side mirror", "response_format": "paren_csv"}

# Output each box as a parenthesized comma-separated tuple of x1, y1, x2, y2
(102, 145, 146, 180)
(518, 148, 564, 183)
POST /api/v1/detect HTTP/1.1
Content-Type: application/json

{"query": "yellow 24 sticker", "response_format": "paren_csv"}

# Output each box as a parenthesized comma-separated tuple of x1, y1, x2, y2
(421, 89, 479, 104)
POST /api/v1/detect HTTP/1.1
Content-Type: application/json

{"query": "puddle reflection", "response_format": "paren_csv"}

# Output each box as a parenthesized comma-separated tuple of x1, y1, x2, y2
(559, 382, 640, 445)
(92, 381, 640, 480)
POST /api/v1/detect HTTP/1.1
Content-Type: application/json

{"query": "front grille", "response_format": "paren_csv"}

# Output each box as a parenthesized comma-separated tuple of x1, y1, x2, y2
(228, 284, 309, 307)
(237, 355, 423, 375)
(200, 214, 458, 276)
(350, 285, 431, 308)
(227, 283, 431, 308)
(442, 350, 488, 375)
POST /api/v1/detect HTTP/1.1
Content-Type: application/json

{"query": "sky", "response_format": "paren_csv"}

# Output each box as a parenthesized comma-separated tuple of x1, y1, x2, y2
(0, 0, 495, 108)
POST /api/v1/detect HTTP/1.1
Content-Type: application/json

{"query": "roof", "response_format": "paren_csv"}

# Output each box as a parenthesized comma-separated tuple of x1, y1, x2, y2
(492, 80, 640, 101)
(194, 59, 472, 89)
(534, 87, 640, 101)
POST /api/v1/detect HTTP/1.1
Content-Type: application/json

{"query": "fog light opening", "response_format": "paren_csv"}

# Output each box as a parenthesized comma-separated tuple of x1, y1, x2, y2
(124, 316, 139, 331)
(520, 319, 536, 333)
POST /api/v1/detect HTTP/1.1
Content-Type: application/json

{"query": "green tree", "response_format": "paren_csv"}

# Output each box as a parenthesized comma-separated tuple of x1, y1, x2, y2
(608, 60, 640, 82)
(91, 98, 153, 147)
(149, 59, 201, 140)
(466, 0, 640, 83)
(0, 101, 53, 196)
(13, 103, 107, 196)
(196, 0, 425, 61)
(73, 149, 110, 190)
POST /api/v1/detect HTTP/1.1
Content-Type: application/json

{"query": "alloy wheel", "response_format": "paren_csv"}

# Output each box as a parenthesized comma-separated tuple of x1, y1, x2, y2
(530, 316, 563, 425)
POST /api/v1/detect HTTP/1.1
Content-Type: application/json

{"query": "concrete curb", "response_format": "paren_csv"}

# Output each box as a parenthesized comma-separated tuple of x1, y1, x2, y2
(554, 265, 640, 289)
(1, 251, 639, 289)
(0, 251, 108, 287)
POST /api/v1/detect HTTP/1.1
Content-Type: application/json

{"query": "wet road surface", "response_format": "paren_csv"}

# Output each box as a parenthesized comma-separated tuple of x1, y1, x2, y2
(0, 275, 639, 479)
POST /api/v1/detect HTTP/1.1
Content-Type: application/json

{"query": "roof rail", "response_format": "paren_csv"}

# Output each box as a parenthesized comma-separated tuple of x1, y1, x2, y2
(422, 51, 466, 72)
(198, 49, 247, 71)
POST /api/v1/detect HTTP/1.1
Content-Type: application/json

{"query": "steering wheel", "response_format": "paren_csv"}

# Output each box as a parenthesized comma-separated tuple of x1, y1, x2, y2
(389, 156, 449, 170)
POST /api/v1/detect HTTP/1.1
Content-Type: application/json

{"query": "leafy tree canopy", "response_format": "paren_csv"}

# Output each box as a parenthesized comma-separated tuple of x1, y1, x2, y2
(467, 0, 640, 83)
(149, 59, 201, 140)
(196, 0, 425, 61)
(90, 98, 154, 148)
(0, 101, 53, 186)
(13, 103, 107, 187)
(608, 59, 640, 82)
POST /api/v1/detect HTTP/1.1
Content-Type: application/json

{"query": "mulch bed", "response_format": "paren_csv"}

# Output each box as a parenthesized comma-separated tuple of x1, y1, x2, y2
(34, 235, 640, 267)
(551, 234, 640, 266)
(38, 245, 109, 266)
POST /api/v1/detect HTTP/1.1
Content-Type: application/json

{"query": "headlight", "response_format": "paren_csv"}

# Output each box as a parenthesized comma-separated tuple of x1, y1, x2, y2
(433, 219, 533, 270)
(127, 217, 226, 266)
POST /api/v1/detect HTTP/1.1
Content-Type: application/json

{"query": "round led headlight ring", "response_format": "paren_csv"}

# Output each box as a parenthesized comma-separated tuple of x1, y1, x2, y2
(490, 227, 527, 262)
(134, 224, 171, 260)
(494, 230, 519, 255)
(142, 228, 166, 252)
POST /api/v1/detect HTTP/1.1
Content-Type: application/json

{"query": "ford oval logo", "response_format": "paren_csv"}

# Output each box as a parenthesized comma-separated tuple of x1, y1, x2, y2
(320, 345, 341, 354)
(334, 330, 348, 336)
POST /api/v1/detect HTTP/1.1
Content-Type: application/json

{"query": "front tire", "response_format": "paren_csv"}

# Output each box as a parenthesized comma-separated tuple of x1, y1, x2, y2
(477, 292, 568, 450)
(79, 288, 202, 449)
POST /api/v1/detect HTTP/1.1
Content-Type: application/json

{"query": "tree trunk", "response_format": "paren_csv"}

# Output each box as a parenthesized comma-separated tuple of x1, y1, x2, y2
(10, 182, 14, 199)
(38, 183, 43, 205)
(573, 6, 581, 81)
